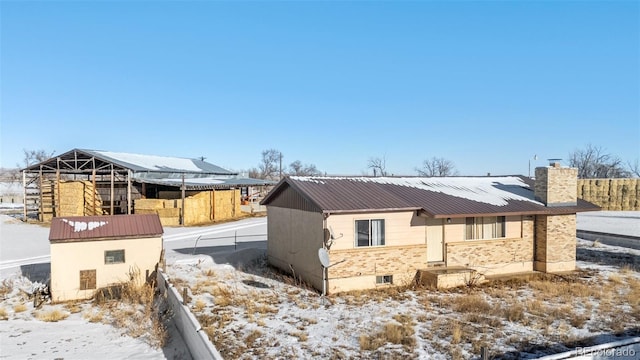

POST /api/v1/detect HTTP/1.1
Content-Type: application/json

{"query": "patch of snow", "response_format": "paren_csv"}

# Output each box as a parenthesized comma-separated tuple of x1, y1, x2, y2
(577, 211, 640, 237)
(95, 150, 202, 172)
(61, 219, 108, 232)
(292, 176, 538, 206)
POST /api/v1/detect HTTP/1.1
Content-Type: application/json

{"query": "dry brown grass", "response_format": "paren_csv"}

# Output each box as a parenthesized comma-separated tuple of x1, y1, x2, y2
(0, 279, 13, 299)
(83, 310, 104, 323)
(193, 298, 207, 312)
(36, 309, 69, 322)
(93, 273, 168, 349)
(450, 294, 491, 313)
(245, 329, 262, 347)
(64, 301, 83, 314)
(0, 307, 7, 320)
(13, 303, 27, 313)
(359, 314, 416, 351)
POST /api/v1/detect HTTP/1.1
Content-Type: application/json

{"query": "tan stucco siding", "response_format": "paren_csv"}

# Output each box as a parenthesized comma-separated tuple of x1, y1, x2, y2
(326, 211, 426, 250)
(50, 237, 163, 302)
(266, 207, 324, 290)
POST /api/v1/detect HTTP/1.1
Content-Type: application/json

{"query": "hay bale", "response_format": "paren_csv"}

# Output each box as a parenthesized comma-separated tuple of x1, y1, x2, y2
(134, 199, 165, 210)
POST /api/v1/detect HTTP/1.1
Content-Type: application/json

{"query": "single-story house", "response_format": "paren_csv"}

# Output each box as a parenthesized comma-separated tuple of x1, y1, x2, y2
(49, 214, 164, 302)
(260, 163, 600, 293)
(22, 148, 274, 225)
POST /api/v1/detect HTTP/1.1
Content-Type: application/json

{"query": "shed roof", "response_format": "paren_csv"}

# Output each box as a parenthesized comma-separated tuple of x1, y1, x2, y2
(49, 214, 164, 243)
(261, 176, 600, 218)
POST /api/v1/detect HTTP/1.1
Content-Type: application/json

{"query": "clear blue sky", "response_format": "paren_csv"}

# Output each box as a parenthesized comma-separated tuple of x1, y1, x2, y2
(1, 1, 638, 176)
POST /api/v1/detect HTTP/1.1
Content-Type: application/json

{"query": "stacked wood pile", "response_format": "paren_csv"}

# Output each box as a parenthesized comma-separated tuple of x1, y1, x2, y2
(134, 189, 241, 226)
(577, 178, 640, 210)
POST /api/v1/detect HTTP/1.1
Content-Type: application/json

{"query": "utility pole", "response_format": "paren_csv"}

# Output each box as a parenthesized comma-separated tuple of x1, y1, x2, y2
(279, 152, 283, 180)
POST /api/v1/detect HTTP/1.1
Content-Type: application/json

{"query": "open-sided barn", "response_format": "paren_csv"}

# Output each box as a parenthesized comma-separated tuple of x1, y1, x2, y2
(22, 148, 273, 225)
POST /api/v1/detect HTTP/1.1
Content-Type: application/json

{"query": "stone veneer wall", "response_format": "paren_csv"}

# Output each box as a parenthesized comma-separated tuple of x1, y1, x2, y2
(534, 214, 576, 273)
(446, 238, 534, 276)
(327, 245, 427, 292)
(535, 165, 578, 206)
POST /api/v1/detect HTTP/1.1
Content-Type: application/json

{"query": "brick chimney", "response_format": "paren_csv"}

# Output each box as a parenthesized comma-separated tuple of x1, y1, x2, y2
(533, 162, 579, 273)
(534, 162, 577, 207)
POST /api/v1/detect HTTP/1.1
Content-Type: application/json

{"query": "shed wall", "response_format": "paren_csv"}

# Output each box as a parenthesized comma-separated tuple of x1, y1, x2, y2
(266, 206, 324, 291)
(50, 236, 163, 302)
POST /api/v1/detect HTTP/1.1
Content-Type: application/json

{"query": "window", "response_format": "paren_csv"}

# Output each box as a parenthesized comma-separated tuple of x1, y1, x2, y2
(80, 269, 96, 290)
(376, 275, 393, 285)
(355, 219, 385, 247)
(105, 249, 125, 264)
(465, 216, 505, 240)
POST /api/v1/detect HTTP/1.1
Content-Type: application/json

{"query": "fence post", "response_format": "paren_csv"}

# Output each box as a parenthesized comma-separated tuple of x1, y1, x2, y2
(234, 231, 237, 250)
(480, 346, 488, 360)
(182, 287, 188, 305)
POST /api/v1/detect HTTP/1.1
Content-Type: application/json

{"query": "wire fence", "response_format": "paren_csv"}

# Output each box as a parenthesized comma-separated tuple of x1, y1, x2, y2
(192, 232, 268, 254)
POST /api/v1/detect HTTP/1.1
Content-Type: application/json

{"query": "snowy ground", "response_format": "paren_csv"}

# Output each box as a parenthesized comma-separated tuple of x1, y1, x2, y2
(0, 211, 638, 359)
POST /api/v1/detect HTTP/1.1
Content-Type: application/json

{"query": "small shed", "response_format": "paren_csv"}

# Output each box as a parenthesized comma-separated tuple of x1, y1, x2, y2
(49, 214, 164, 302)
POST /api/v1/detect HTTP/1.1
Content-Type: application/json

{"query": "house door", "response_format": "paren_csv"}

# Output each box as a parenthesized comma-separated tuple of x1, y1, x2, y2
(426, 218, 444, 263)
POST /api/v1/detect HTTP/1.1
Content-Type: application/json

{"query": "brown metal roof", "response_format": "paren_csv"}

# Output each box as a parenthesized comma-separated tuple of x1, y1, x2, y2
(261, 176, 600, 217)
(49, 214, 164, 243)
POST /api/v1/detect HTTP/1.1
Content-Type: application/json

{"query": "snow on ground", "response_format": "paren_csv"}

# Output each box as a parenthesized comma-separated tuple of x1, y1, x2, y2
(0, 212, 638, 359)
(577, 211, 640, 237)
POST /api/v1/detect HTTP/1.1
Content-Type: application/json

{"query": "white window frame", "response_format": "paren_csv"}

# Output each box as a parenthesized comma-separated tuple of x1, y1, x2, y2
(104, 249, 125, 264)
(354, 219, 385, 247)
(465, 216, 506, 240)
(376, 275, 393, 285)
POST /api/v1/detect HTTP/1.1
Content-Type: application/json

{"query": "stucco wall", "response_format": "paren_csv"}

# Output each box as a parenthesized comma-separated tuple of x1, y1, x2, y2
(266, 206, 324, 290)
(50, 236, 163, 302)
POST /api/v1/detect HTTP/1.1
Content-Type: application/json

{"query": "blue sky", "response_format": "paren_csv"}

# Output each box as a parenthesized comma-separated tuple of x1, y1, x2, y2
(1, 1, 638, 176)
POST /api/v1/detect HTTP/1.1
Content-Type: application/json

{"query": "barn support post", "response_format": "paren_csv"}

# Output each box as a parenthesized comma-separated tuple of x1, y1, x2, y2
(127, 170, 132, 215)
(180, 173, 185, 226)
(92, 168, 97, 215)
(231, 187, 236, 218)
(38, 167, 43, 222)
(110, 167, 114, 215)
(55, 169, 60, 217)
(22, 170, 27, 221)
(210, 190, 214, 221)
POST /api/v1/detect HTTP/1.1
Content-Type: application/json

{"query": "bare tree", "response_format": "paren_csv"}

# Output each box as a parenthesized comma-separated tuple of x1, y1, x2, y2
(257, 149, 283, 180)
(627, 159, 640, 178)
(18, 149, 54, 168)
(416, 157, 458, 177)
(288, 160, 321, 176)
(568, 144, 630, 178)
(7, 149, 55, 181)
(367, 156, 388, 176)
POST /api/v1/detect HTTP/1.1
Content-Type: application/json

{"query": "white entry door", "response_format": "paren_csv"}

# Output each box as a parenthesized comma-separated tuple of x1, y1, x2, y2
(426, 218, 444, 262)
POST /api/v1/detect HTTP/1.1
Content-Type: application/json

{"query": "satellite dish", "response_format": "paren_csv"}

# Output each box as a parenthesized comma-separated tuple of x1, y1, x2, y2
(318, 248, 330, 268)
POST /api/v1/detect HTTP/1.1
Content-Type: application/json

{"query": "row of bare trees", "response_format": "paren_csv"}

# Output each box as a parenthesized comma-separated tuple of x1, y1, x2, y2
(368, 144, 639, 179)
(247, 149, 322, 180)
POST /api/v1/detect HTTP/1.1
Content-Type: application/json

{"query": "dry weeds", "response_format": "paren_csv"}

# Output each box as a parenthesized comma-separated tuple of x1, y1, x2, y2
(13, 303, 27, 313)
(36, 309, 69, 322)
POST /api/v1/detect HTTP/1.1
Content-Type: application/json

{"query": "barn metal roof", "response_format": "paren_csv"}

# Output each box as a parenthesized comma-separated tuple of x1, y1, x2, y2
(24, 148, 235, 175)
(261, 176, 600, 218)
(135, 176, 276, 190)
(49, 214, 164, 243)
